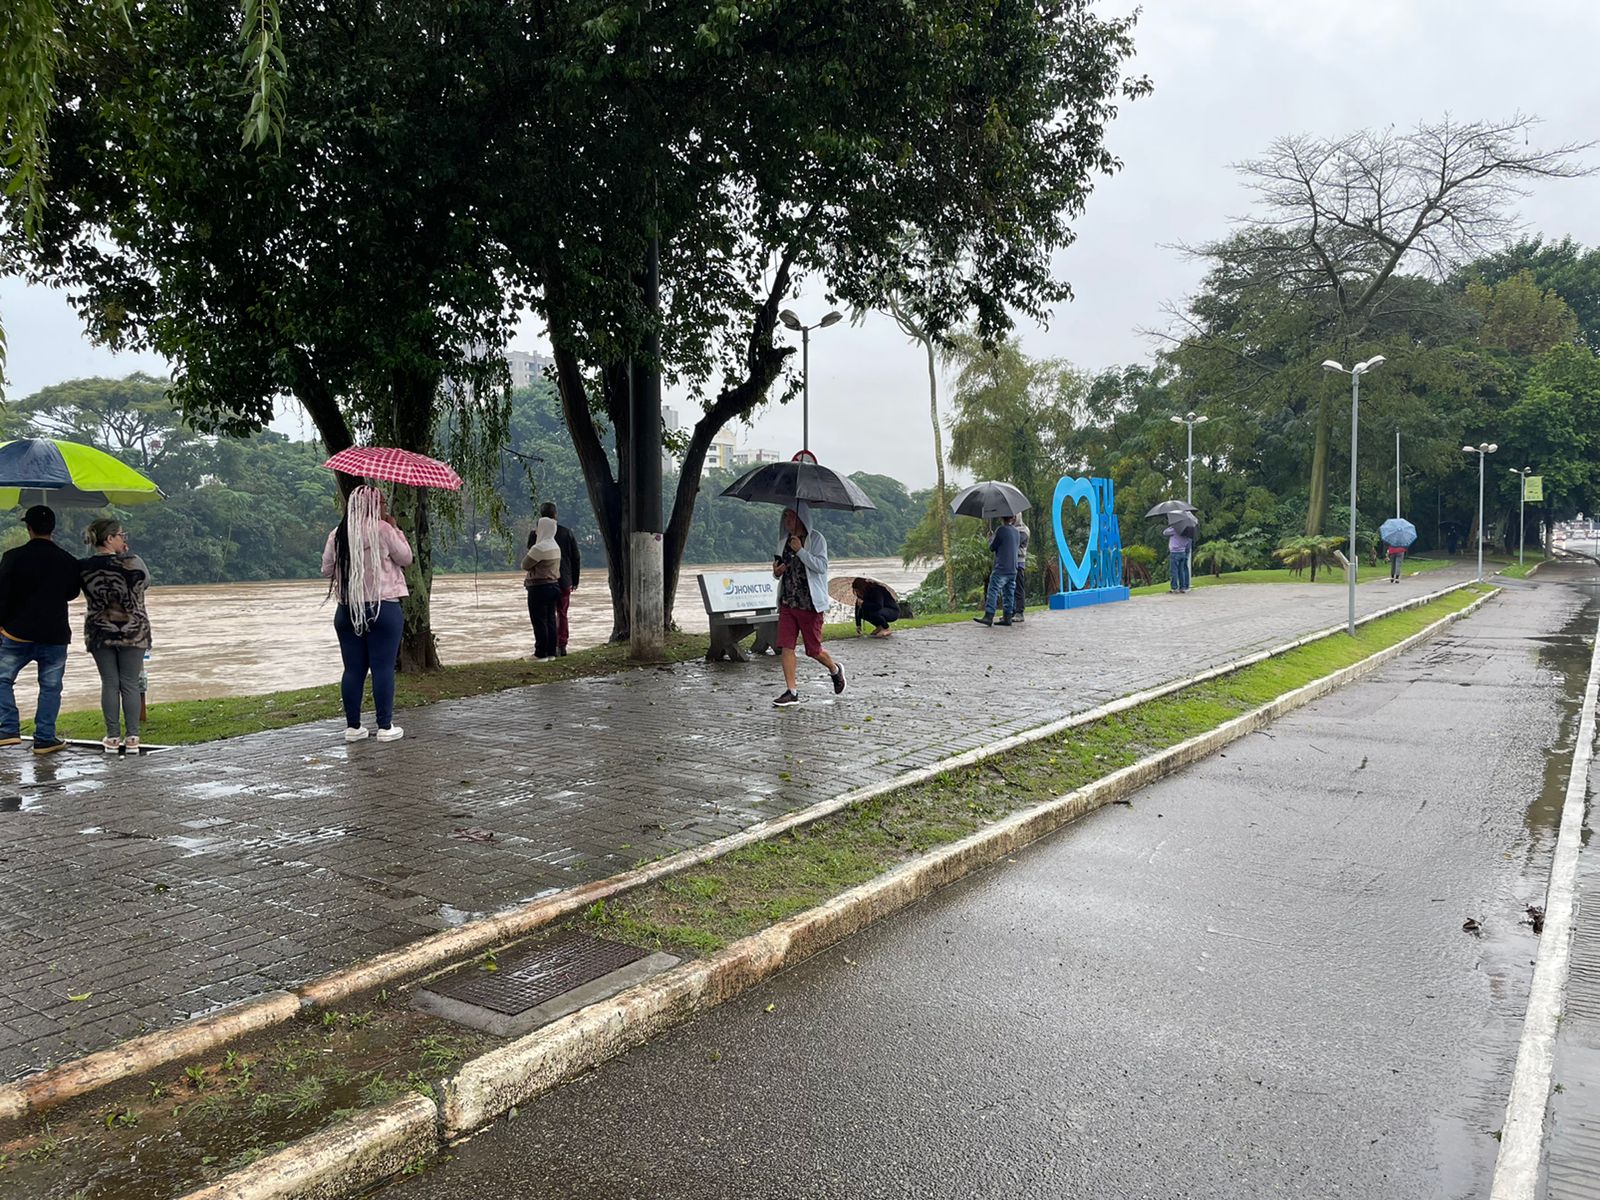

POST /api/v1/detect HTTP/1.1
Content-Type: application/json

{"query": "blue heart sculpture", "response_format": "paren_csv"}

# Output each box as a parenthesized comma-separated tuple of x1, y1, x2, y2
(1052, 476, 1099, 590)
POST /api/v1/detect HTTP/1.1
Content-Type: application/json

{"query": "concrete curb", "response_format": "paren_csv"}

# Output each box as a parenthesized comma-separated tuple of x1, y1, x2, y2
(0, 577, 1478, 1123)
(436, 584, 1496, 1137)
(121, 584, 1493, 1200)
(172, 1093, 437, 1200)
(1489, 607, 1600, 1199)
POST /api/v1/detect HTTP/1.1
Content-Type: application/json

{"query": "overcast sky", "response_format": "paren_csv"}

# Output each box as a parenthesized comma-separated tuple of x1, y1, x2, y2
(4, 0, 1597, 490)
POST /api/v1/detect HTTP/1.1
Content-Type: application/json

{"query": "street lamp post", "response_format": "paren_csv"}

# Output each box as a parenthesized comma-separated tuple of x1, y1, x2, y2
(1462, 442, 1499, 580)
(778, 309, 844, 453)
(1510, 466, 1532, 567)
(1168, 411, 1208, 506)
(1322, 357, 1386, 636)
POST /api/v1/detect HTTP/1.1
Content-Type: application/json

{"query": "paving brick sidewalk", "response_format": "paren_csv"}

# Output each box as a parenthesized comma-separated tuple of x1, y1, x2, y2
(0, 570, 1477, 1079)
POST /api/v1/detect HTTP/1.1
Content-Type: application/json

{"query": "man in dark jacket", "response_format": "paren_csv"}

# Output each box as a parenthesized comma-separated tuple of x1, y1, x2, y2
(974, 516, 1019, 627)
(534, 502, 581, 656)
(0, 506, 83, 754)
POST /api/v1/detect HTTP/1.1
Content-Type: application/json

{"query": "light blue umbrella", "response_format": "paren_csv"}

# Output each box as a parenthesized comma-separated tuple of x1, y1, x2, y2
(1379, 517, 1417, 548)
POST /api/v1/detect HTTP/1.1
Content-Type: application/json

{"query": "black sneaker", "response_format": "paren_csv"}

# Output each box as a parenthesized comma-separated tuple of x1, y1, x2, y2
(1012, 613, 1025, 623)
(773, 690, 800, 707)
(972, 615, 993, 626)
(831, 664, 846, 695)
(31, 737, 67, 756)
(0, 734, 21, 747)
(557, 645, 568, 656)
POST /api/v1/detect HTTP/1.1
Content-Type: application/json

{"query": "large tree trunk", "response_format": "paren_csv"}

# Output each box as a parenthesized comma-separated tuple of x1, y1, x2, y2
(552, 346, 629, 639)
(1306, 389, 1330, 536)
(383, 367, 445, 672)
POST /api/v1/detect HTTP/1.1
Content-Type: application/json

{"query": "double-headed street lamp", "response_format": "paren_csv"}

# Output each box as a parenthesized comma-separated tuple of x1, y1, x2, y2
(1510, 465, 1533, 568)
(1322, 356, 1386, 636)
(1168, 410, 1208, 506)
(779, 309, 843, 453)
(1462, 442, 1498, 580)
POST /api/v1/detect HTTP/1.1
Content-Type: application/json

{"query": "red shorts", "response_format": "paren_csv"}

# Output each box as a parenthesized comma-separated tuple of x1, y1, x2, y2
(777, 606, 824, 657)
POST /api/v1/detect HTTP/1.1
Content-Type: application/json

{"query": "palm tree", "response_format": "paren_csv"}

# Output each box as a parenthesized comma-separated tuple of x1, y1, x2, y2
(1192, 538, 1251, 578)
(1273, 535, 1343, 582)
(886, 296, 955, 608)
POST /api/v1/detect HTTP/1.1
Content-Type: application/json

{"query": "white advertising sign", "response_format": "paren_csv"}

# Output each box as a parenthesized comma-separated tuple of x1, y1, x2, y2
(703, 570, 779, 613)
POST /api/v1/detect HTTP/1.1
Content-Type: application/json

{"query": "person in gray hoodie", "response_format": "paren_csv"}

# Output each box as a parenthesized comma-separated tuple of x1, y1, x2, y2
(771, 500, 845, 707)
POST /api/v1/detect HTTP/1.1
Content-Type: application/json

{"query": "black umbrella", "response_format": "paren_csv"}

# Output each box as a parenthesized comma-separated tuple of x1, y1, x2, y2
(949, 480, 1030, 519)
(720, 459, 877, 512)
(1146, 499, 1196, 518)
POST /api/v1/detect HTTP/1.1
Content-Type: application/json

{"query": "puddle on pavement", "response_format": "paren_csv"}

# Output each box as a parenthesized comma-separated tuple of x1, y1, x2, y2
(1524, 593, 1599, 847)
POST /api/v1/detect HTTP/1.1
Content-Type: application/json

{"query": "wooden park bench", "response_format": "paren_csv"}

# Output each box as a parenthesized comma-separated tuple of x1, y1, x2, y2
(698, 570, 780, 662)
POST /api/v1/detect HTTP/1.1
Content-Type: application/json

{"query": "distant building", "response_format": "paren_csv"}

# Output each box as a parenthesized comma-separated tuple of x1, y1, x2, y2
(506, 349, 550, 390)
(732, 447, 781, 467)
(705, 429, 739, 473)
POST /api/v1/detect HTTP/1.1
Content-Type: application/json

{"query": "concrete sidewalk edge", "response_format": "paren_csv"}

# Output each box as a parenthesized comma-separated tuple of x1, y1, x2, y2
(174, 586, 1493, 1200)
(1489, 606, 1600, 1199)
(0, 577, 1476, 1126)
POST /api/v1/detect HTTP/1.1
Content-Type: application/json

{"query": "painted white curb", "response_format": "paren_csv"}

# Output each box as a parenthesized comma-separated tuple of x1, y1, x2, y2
(0, 576, 1478, 1123)
(173, 1093, 436, 1200)
(1489, 608, 1600, 1199)
(141, 584, 1496, 1200)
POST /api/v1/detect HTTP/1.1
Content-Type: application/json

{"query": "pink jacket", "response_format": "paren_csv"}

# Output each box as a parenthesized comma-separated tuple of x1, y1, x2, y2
(321, 523, 413, 602)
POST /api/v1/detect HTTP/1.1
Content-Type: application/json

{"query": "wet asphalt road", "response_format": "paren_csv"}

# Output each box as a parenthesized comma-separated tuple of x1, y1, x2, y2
(383, 572, 1597, 1200)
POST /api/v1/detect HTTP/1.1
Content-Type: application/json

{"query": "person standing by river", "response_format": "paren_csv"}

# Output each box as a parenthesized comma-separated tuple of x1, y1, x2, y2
(531, 502, 580, 657)
(79, 518, 152, 753)
(521, 516, 562, 662)
(321, 485, 412, 742)
(0, 506, 81, 755)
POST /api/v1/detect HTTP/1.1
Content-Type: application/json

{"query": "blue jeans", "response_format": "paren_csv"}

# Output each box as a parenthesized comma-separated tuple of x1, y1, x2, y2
(985, 570, 1016, 618)
(0, 637, 69, 742)
(1169, 551, 1191, 592)
(333, 601, 404, 729)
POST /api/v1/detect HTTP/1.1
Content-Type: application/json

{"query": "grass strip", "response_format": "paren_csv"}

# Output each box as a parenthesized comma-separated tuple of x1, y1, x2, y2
(1496, 553, 1547, 580)
(1127, 556, 1454, 595)
(583, 585, 1486, 955)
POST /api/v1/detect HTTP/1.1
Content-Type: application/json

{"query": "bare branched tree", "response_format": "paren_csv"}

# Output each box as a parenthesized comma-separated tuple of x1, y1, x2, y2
(1184, 114, 1592, 533)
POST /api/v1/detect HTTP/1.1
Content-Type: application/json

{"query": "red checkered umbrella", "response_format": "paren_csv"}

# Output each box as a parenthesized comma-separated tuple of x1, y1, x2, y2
(321, 447, 463, 490)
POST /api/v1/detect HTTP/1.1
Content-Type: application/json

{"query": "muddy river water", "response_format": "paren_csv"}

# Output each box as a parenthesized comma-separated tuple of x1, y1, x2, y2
(22, 557, 933, 714)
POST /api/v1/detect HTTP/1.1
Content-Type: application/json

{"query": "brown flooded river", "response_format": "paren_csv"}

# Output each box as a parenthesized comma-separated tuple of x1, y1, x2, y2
(23, 557, 932, 714)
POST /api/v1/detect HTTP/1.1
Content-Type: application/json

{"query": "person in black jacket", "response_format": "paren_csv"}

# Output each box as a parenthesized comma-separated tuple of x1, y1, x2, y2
(852, 578, 900, 638)
(531, 502, 581, 656)
(0, 506, 83, 755)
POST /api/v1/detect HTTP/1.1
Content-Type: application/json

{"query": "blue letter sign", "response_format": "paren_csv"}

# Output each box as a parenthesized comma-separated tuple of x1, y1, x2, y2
(1049, 475, 1130, 610)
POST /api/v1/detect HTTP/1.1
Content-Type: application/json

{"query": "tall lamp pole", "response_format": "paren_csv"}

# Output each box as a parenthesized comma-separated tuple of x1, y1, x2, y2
(779, 309, 843, 453)
(1168, 411, 1208, 506)
(1395, 428, 1402, 519)
(1322, 357, 1386, 636)
(1463, 442, 1499, 580)
(1510, 466, 1532, 567)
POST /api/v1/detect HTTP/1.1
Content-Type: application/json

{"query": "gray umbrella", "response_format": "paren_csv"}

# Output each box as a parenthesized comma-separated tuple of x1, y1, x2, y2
(720, 459, 877, 512)
(1146, 499, 1197, 518)
(950, 480, 1030, 519)
(1164, 512, 1199, 535)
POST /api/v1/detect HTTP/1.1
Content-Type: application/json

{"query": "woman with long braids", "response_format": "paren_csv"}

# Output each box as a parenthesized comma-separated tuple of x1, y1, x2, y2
(320, 485, 413, 742)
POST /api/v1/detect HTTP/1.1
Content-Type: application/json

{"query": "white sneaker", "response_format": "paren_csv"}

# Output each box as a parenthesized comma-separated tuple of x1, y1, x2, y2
(344, 726, 369, 742)
(102, 737, 121, 754)
(125, 737, 140, 754)
(376, 725, 404, 742)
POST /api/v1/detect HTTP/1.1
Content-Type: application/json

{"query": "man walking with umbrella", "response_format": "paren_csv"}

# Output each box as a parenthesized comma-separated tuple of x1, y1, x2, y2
(772, 501, 845, 706)
(0, 506, 83, 754)
(1379, 517, 1417, 584)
